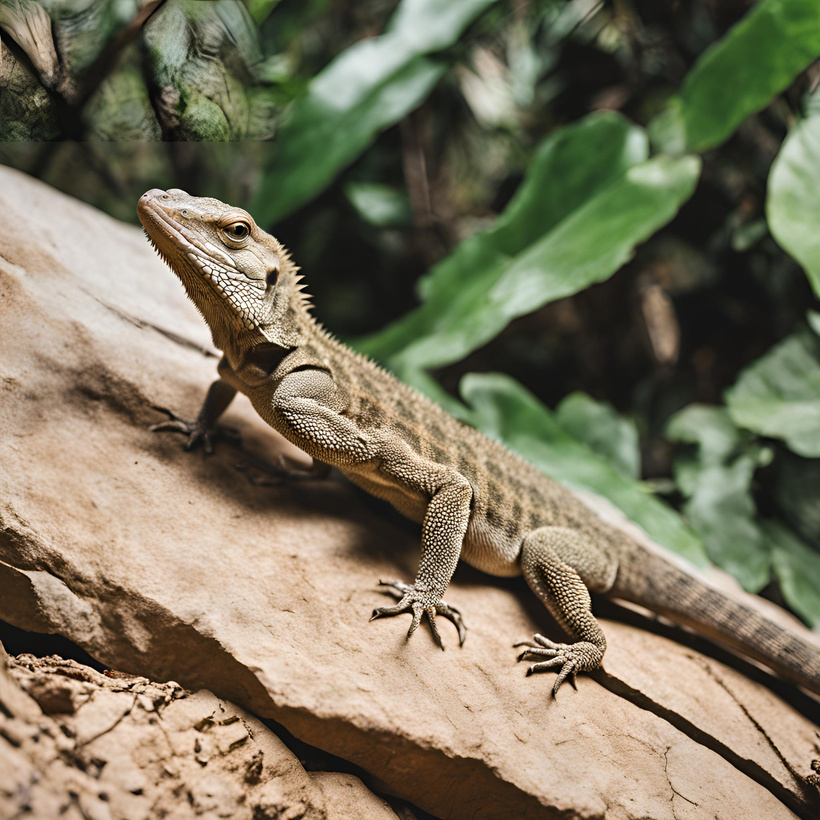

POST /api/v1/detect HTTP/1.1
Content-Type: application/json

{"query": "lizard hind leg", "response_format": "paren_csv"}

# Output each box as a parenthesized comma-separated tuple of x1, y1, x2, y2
(515, 526, 618, 696)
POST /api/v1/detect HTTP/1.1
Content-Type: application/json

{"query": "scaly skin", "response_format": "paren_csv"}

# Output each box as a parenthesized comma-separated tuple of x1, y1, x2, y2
(138, 188, 820, 699)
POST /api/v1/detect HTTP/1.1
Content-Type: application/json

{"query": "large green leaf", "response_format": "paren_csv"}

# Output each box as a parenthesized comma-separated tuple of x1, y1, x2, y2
(555, 392, 640, 479)
(770, 450, 820, 551)
(649, 0, 820, 154)
(460, 373, 707, 566)
(764, 520, 820, 629)
(725, 325, 820, 458)
(251, 0, 498, 226)
(767, 114, 820, 298)
(360, 126, 699, 377)
(667, 406, 771, 592)
(360, 111, 648, 363)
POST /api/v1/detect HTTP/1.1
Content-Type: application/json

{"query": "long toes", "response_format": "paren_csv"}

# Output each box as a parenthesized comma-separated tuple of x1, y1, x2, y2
(551, 661, 578, 696)
(370, 602, 409, 620)
(426, 609, 445, 650)
(436, 605, 466, 645)
(378, 579, 413, 596)
(451, 615, 467, 647)
(525, 657, 566, 676)
(516, 646, 559, 662)
(406, 603, 423, 638)
(531, 633, 562, 650)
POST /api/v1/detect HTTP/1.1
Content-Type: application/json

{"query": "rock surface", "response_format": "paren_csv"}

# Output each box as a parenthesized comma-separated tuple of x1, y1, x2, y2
(0, 642, 399, 819)
(0, 164, 818, 819)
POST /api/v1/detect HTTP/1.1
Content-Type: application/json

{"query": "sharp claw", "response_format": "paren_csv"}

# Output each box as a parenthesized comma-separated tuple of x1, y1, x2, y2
(456, 624, 466, 647)
(427, 611, 445, 650)
(371, 581, 465, 647)
(406, 604, 423, 639)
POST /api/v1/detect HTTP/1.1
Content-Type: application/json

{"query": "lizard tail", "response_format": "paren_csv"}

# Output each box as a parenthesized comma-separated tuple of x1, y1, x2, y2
(612, 550, 820, 696)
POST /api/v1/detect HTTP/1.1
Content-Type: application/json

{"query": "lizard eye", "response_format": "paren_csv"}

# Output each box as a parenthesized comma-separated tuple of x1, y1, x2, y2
(223, 222, 250, 241)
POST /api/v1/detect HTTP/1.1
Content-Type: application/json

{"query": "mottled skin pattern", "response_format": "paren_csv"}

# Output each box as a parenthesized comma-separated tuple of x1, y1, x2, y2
(138, 188, 820, 698)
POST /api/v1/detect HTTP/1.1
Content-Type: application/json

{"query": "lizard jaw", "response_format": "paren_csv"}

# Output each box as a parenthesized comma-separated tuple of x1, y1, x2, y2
(138, 189, 264, 332)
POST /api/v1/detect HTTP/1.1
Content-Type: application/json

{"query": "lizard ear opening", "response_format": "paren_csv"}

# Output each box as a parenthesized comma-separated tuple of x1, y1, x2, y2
(266, 267, 279, 288)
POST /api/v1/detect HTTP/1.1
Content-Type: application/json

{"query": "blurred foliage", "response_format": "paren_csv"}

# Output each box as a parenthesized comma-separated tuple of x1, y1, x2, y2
(251, 0, 498, 223)
(725, 323, 820, 458)
(648, 0, 820, 153)
(768, 113, 820, 297)
(2, 0, 820, 627)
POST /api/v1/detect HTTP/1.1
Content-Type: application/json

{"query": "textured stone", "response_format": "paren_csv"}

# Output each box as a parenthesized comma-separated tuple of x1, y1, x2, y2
(0, 164, 818, 819)
(0, 644, 397, 820)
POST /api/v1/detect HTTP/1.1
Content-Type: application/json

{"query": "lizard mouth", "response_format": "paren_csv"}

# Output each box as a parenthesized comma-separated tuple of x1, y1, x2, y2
(138, 193, 264, 293)
(138, 190, 265, 332)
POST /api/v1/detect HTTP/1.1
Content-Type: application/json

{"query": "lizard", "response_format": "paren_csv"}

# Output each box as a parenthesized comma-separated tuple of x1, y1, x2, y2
(137, 187, 820, 699)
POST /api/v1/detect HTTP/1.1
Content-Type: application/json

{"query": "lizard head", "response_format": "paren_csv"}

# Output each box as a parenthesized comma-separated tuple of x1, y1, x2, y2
(138, 188, 300, 343)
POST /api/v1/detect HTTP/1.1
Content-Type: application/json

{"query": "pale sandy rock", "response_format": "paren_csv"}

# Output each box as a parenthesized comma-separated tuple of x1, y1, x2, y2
(0, 643, 337, 819)
(312, 772, 402, 819)
(0, 164, 818, 819)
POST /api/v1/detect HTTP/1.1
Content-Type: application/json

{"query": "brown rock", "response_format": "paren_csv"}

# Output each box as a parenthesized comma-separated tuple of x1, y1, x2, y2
(0, 165, 818, 819)
(0, 643, 397, 819)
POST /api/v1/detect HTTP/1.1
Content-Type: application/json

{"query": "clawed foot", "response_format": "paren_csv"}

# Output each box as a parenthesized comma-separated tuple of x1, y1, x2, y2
(370, 580, 466, 649)
(514, 633, 603, 696)
(150, 408, 239, 454)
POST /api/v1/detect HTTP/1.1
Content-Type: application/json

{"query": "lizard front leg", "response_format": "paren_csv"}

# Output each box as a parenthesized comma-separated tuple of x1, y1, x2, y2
(152, 354, 239, 452)
(371, 470, 472, 649)
(154, 357, 327, 481)
(273, 370, 470, 648)
(152, 374, 238, 453)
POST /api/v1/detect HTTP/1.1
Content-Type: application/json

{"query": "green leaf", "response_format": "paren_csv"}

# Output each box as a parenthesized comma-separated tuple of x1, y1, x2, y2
(460, 373, 707, 566)
(359, 117, 700, 375)
(678, 457, 771, 592)
(555, 392, 640, 479)
(649, 0, 820, 154)
(251, 0, 498, 226)
(767, 114, 820, 298)
(666, 405, 742, 466)
(725, 328, 820, 458)
(667, 405, 771, 592)
(770, 450, 820, 551)
(765, 520, 820, 629)
(401, 153, 699, 371)
(345, 182, 412, 229)
(359, 111, 648, 363)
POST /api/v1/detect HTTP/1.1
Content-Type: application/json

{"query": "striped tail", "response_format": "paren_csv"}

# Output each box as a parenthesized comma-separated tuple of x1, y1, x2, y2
(613, 549, 820, 696)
